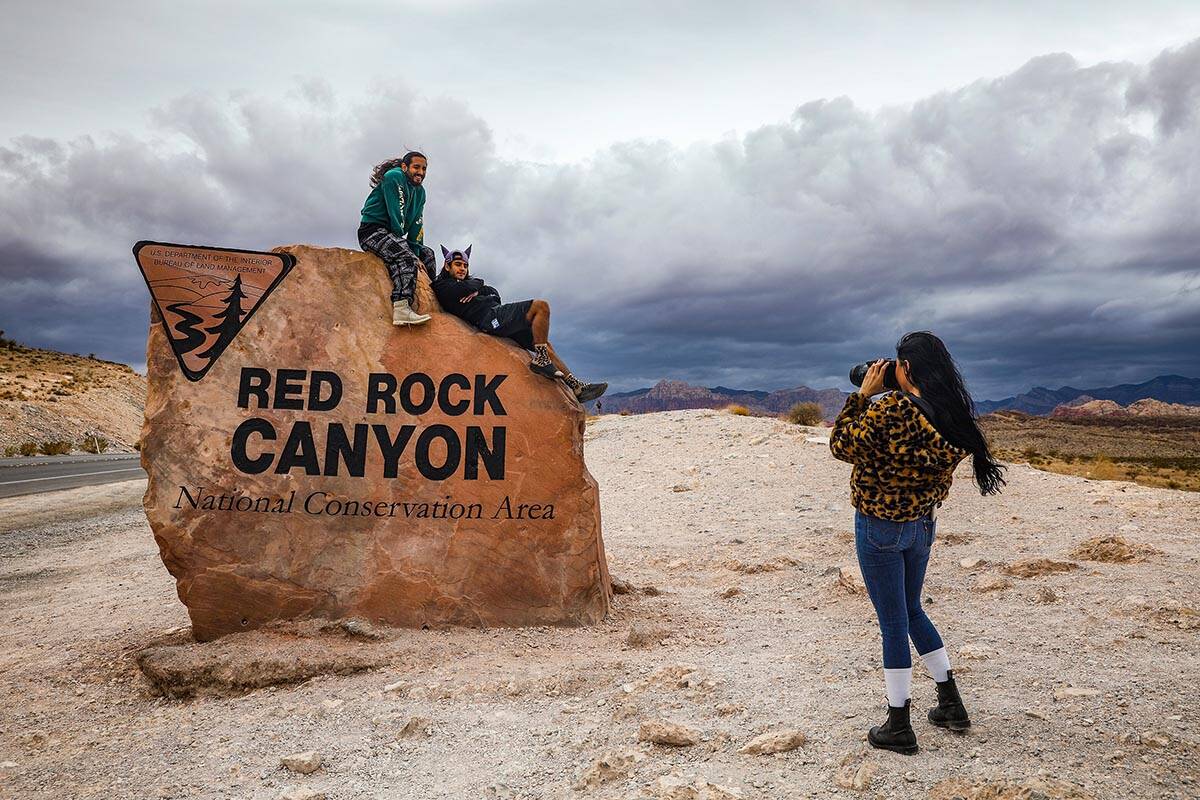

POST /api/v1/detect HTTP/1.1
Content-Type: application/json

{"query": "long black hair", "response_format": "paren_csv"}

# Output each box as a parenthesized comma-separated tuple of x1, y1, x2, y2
(896, 331, 1006, 495)
(369, 151, 426, 187)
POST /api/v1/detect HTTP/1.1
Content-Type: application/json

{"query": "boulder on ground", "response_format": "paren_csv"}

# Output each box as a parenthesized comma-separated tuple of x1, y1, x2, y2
(140, 244, 610, 640)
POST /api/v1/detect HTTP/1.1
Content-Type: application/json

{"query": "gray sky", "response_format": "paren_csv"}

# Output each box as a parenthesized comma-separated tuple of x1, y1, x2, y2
(2, 1, 1199, 398)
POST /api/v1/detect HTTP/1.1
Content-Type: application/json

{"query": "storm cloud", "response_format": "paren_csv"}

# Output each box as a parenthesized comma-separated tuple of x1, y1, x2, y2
(1, 40, 1198, 398)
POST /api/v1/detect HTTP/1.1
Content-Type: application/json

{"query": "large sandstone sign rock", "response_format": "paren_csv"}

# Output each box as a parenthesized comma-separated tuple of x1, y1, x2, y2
(139, 243, 610, 640)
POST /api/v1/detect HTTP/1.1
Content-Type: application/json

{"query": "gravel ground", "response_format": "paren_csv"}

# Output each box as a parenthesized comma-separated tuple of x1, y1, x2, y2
(0, 410, 1197, 799)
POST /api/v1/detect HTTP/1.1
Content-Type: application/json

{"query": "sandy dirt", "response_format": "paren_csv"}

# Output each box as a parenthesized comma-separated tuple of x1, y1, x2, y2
(0, 410, 1197, 799)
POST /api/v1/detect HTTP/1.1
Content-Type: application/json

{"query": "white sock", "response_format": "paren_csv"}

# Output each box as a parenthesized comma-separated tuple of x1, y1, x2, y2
(920, 647, 951, 683)
(883, 667, 912, 708)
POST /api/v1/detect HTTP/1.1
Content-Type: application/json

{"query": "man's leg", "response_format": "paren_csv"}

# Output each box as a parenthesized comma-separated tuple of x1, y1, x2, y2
(416, 244, 437, 283)
(360, 228, 429, 326)
(525, 300, 569, 374)
(525, 299, 607, 402)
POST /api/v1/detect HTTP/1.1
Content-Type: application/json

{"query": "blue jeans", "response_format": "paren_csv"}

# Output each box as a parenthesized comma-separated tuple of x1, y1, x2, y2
(854, 510, 944, 669)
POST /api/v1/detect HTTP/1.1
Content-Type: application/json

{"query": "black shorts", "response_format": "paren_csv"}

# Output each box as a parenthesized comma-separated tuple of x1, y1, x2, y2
(486, 300, 535, 351)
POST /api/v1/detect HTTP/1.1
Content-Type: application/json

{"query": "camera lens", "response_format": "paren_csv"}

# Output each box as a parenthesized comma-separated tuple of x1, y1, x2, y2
(849, 360, 900, 391)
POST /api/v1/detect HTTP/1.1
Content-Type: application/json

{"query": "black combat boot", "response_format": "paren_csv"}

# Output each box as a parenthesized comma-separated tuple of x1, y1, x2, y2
(927, 670, 971, 731)
(528, 344, 562, 379)
(868, 699, 919, 755)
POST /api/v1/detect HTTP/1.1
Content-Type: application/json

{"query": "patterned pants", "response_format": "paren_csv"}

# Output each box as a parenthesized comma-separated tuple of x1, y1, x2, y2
(358, 225, 436, 302)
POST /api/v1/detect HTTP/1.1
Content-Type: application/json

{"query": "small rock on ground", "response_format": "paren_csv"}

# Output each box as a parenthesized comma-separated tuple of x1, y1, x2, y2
(280, 751, 322, 775)
(638, 719, 700, 746)
(737, 728, 806, 755)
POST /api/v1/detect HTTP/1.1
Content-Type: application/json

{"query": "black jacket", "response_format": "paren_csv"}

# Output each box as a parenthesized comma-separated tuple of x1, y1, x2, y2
(433, 270, 501, 330)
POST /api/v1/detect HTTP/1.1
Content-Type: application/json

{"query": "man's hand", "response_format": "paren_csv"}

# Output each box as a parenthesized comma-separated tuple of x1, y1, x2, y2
(460, 291, 478, 304)
(858, 359, 889, 398)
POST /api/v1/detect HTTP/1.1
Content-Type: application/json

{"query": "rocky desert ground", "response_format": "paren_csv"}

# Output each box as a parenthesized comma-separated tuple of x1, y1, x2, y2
(1, 409, 1197, 799)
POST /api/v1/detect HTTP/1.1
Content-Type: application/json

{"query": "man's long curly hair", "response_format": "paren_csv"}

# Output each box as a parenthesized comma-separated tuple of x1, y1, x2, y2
(369, 151, 427, 187)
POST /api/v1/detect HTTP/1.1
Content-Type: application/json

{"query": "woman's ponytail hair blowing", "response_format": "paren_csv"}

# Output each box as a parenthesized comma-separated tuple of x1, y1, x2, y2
(896, 331, 1007, 496)
(369, 151, 427, 187)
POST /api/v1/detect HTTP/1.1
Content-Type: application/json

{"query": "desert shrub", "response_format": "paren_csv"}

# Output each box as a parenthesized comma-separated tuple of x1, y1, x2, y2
(618, 410, 632, 416)
(38, 440, 72, 456)
(785, 402, 823, 426)
(4, 445, 18, 457)
(725, 404, 751, 416)
(19, 442, 38, 456)
(80, 436, 109, 454)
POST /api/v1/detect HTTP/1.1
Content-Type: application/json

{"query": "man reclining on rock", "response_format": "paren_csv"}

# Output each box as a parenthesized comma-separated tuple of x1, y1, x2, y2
(432, 245, 607, 403)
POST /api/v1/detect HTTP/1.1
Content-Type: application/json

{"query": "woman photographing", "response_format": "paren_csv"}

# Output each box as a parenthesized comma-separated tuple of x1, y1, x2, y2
(830, 331, 1006, 755)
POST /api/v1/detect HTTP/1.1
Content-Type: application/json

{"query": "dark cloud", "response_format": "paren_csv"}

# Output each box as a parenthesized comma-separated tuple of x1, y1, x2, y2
(2, 41, 1199, 398)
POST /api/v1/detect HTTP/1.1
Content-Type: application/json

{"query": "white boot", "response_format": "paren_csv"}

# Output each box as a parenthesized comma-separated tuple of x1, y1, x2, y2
(392, 299, 431, 326)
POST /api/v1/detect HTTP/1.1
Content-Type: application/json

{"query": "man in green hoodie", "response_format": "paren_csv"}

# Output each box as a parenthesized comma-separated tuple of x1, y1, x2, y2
(358, 151, 437, 326)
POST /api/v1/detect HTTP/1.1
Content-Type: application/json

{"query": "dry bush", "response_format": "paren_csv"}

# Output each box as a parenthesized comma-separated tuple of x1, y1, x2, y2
(38, 440, 72, 456)
(1001, 558, 1078, 578)
(725, 404, 751, 416)
(785, 401, 823, 426)
(80, 436, 109, 454)
(624, 625, 671, 649)
(19, 442, 38, 456)
(1071, 534, 1159, 563)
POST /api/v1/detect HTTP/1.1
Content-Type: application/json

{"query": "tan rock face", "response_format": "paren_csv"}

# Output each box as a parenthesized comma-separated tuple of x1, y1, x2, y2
(141, 244, 610, 640)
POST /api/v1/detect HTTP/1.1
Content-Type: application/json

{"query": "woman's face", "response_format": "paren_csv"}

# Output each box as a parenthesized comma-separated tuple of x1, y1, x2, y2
(896, 357, 917, 393)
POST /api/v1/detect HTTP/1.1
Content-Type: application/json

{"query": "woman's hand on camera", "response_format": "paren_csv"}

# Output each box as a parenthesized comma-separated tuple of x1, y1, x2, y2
(858, 360, 888, 398)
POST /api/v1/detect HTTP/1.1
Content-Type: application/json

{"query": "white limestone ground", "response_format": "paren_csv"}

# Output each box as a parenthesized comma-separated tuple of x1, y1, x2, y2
(0, 409, 1197, 799)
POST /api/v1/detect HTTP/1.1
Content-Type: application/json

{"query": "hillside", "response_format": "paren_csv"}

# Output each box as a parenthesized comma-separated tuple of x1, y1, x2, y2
(0, 336, 146, 454)
(0, 409, 1195, 798)
(981, 410, 1200, 491)
(593, 380, 848, 421)
(1050, 396, 1200, 419)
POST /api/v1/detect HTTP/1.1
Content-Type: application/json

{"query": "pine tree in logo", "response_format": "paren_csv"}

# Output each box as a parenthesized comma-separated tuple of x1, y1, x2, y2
(196, 275, 247, 362)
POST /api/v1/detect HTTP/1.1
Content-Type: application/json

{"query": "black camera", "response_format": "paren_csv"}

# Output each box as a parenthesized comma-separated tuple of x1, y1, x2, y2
(849, 359, 899, 391)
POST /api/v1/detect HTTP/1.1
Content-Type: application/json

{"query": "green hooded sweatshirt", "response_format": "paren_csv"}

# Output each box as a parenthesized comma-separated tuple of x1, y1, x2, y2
(360, 167, 425, 249)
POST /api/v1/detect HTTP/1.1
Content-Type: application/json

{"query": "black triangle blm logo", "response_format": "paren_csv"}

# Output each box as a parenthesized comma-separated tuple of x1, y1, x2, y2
(133, 241, 296, 382)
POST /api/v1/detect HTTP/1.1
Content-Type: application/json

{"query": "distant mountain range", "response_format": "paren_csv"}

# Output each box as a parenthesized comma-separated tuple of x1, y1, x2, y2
(591, 375, 1200, 420)
(975, 375, 1200, 415)
(589, 380, 849, 421)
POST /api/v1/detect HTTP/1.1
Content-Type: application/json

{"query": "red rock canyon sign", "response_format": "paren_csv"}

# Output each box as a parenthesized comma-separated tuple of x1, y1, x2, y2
(135, 243, 610, 640)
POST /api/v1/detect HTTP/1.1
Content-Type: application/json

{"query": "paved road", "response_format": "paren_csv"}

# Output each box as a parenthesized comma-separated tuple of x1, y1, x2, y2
(0, 454, 145, 499)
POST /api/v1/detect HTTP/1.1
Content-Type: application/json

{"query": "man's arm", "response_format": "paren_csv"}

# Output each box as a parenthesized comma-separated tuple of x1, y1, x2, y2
(434, 278, 478, 307)
(381, 171, 408, 237)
